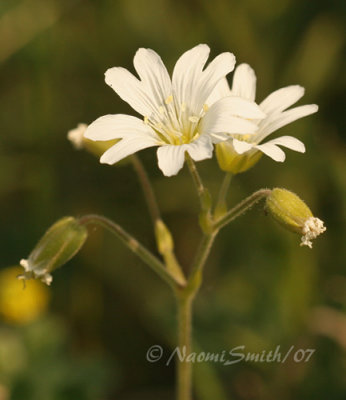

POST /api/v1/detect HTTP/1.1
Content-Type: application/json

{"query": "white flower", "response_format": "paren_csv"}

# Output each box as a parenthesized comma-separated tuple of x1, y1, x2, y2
(84, 45, 265, 176)
(211, 63, 318, 162)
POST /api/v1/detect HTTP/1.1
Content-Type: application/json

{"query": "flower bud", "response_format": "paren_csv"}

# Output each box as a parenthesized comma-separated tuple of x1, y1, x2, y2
(216, 140, 262, 174)
(67, 123, 130, 165)
(19, 217, 88, 285)
(266, 188, 326, 248)
(155, 219, 174, 255)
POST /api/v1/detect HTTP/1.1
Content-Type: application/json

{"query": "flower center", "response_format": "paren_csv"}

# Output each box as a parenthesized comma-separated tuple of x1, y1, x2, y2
(143, 94, 208, 146)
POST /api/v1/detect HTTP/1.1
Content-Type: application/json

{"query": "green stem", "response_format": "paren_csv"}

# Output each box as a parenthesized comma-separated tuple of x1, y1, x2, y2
(131, 156, 186, 283)
(175, 231, 217, 400)
(188, 233, 217, 288)
(214, 172, 232, 218)
(131, 154, 161, 224)
(213, 189, 272, 231)
(176, 293, 193, 400)
(78, 214, 179, 290)
(175, 158, 221, 399)
(185, 154, 213, 234)
(185, 154, 211, 213)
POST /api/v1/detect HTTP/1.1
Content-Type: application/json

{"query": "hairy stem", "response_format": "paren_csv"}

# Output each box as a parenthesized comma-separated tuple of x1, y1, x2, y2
(188, 233, 217, 288)
(214, 172, 232, 218)
(131, 154, 161, 224)
(176, 293, 193, 400)
(175, 230, 217, 400)
(214, 189, 272, 231)
(79, 214, 179, 289)
(185, 154, 211, 212)
(185, 154, 213, 233)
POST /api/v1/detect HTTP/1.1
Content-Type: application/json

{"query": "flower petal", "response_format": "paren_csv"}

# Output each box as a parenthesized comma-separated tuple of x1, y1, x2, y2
(100, 136, 158, 165)
(208, 132, 232, 143)
(232, 139, 254, 154)
(105, 67, 155, 117)
(260, 85, 305, 114)
(255, 143, 286, 162)
(264, 136, 305, 153)
(157, 145, 187, 177)
(215, 96, 265, 119)
(202, 115, 258, 140)
(156, 135, 213, 177)
(85, 114, 157, 141)
(206, 77, 231, 106)
(195, 52, 236, 111)
(200, 96, 265, 138)
(133, 48, 172, 107)
(185, 135, 213, 161)
(205, 115, 259, 137)
(257, 104, 318, 140)
(172, 44, 210, 110)
(231, 63, 257, 101)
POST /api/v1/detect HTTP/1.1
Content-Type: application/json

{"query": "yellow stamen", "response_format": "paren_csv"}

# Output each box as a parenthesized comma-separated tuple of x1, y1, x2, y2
(242, 134, 252, 141)
(189, 116, 199, 124)
(165, 95, 173, 105)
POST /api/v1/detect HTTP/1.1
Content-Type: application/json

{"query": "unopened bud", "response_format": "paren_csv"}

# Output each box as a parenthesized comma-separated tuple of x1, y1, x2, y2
(154, 219, 186, 286)
(67, 123, 88, 150)
(155, 219, 174, 254)
(216, 140, 262, 174)
(19, 217, 88, 285)
(67, 123, 129, 165)
(266, 188, 326, 248)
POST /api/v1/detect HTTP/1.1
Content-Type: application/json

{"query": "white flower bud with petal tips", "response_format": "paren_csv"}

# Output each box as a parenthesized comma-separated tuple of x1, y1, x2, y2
(18, 217, 87, 285)
(266, 188, 326, 248)
(301, 217, 326, 248)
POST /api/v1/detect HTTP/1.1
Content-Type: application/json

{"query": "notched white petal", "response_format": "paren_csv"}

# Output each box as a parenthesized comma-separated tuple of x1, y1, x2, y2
(257, 104, 318, 139)
(85, 114, 155, 141)
(260, 85, 305, 114)
(217, 96, 266, 119)
(206, 77, 231, 106)
(256, 143, 286, 162)
(204, 115, 258, 137)
(265, 136, 305, 153)
(133, 48, 172, 104)
(173, 44, 210, 82)
(201, 97, 263, 136)
(105, 67, 152, 116)
(157, 145, 187, 177)
(185, 135, 213, 161)
(231, 63, 257, 101)
(156, 135, 213, 177)
(194, 52, 236, 113)
(100, 136, 158, 165)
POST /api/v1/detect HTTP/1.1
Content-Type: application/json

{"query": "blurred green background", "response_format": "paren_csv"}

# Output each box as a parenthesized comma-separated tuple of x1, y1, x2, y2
(0, 0, 345, 399)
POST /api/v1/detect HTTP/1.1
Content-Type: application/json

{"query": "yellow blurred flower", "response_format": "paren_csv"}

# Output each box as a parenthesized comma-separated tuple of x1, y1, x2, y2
(0, 267, 50, 324)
